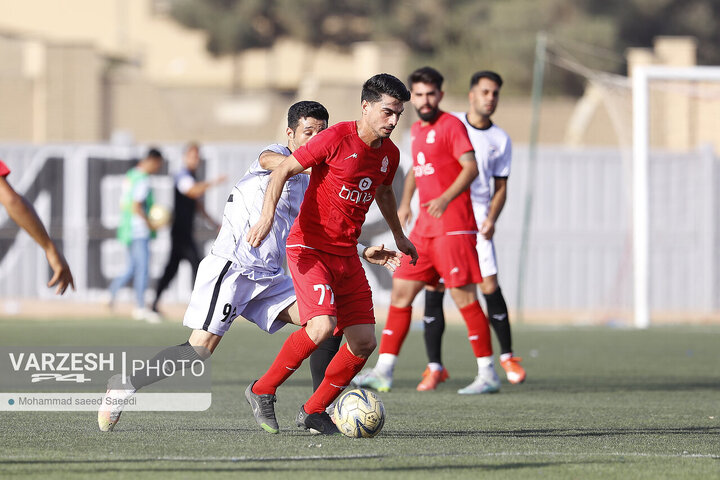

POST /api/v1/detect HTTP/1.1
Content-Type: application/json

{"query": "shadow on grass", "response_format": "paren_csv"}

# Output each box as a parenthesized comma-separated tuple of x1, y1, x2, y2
(0, 458, 598, 475)
(382, 426, 720, 439)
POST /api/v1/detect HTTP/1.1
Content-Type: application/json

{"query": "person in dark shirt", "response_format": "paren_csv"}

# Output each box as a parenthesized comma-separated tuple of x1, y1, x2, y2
(152, 142, 226, 314)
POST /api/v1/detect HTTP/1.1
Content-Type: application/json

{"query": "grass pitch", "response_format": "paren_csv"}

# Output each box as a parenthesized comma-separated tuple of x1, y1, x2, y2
(0, 317, 718, 479)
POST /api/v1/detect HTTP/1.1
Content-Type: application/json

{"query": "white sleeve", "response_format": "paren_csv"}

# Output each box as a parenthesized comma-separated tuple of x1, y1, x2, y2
(493, 136, 512, 178)
(176, 171, 196, 194)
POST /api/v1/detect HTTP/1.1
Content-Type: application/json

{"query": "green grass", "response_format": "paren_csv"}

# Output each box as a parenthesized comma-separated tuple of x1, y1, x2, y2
(0, 318, 718, 479)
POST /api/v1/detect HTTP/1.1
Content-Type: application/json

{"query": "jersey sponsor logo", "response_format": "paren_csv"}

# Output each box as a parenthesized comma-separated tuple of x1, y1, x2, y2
(426, 130, 436, 144)
(358, 177, 372, 191)
(381, 156, 389, 173)
(344, 153, 358, 160)
(339, 177, 374, 204)
(413, 152, 435, 177)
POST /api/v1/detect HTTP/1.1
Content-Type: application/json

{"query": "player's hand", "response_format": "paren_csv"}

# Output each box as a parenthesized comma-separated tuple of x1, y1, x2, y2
(421, 196, 450, 219)
(397, 204, 413, 229)
(480, 219, 495, 240)
(45, 247, 75, 295)
(395, 235, 418, 265)
(214, 174, 229, 185)
(246, 216, 273, 247)
(363, 244, 403, 272)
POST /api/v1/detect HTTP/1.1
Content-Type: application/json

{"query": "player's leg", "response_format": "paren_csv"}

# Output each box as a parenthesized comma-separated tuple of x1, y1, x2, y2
(108, 244, 135, 309)
(273, 299, 345, 396)
(352, 277, 424, 391)
(98, 330, 216, 432)
(247, 314, 335, 433)
(417, 284, 449, 391)
(448, 284, 500, 394)
(477, 234, 526, 384)
(298, 322, 376, 435)
(309, 334, 342, 391)
(152, 240, 182, 312)
(251, 313, 335, 395)
(131, 238, 153, 320)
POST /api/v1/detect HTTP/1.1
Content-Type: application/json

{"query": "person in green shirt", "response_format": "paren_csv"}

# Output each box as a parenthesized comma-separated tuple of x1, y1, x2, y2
(109, 148, 164, 322)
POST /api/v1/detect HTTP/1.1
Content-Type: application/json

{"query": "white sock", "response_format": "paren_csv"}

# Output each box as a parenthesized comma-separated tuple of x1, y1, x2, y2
(427, 362, 443, 372)
(499, 352, 513, 363)
(375, 353, 397, 377)
(476, 355, 494, 372)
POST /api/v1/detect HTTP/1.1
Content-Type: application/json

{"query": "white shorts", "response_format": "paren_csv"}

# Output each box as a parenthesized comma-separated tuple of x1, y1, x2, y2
(473, 203, 498, 277)
(476, 234, 498, 277)
(183, 254, 296, 336)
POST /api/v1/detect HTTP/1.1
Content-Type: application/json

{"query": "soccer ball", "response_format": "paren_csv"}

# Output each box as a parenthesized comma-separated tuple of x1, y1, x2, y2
(333, 388, 385, 438)
(148, 204, 171, 229)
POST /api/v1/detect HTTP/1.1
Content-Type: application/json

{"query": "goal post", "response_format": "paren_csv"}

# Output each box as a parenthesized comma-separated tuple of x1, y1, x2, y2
(632, 65, 720, 328)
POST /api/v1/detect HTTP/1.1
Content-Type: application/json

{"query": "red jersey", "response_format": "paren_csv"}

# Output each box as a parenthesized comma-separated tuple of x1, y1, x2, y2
(288, 121, 400, 256)
(410, 111, 477, 237)
(0, 160, 9, 177)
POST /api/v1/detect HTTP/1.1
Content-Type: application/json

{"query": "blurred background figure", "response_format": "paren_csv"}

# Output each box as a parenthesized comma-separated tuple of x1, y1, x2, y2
(151, 142, 226, 315)
(0, 159, 74, 295)
(108, 148, 164, 322)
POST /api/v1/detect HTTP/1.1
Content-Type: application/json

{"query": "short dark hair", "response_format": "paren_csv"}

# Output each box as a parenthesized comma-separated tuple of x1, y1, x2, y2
(408, 66, 444, 90)
(146, 147, 164, 161)
(361, 73, 411, 104)
(287, 101, 329, 130)
(470, 70, 503, 89)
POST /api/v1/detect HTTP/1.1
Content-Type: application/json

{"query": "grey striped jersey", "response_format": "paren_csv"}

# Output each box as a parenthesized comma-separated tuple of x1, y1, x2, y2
(210, 144, 310, 279)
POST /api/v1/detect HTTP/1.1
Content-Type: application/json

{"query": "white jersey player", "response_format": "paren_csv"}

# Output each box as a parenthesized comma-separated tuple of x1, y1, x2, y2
(452, 113, 511, 279)
(99, 101, 403, 432)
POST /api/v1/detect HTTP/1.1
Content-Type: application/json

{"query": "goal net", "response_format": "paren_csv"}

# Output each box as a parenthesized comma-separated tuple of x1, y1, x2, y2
(542, 40, 720, 327)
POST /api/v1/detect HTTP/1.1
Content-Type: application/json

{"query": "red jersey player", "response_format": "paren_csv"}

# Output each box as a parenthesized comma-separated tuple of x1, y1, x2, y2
(353, 66, 501, 395)
(245, 74, 418, 435)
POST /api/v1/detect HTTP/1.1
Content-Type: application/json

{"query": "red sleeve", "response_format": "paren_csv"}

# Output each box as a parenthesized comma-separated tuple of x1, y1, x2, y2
(292, 127, 339, 169)
(447, 116, 474, 160)
(0, 160, 10, 177)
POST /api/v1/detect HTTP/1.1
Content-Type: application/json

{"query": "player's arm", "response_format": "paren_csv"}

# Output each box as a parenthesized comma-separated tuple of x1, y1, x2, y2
(133, 201, 154, 231)
(258, 151, 288, 171)
(259, 151, 311, 174)
(397, 168, 416, 229)
(246, 155, 305, 247)
(0, 176, 75, 294)
(375, 184, 418, 265)
(480, 177, 507, 240)
(183, 175, 228, 200)
(421, 151, 478, 218)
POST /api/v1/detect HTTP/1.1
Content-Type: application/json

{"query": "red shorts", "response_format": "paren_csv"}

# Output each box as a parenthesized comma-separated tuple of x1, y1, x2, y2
(393, 232, 483, 288)
(286, 246, 375, 334)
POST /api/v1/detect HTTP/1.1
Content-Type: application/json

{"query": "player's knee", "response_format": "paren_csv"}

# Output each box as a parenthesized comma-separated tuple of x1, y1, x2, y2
(349, 335, 376, 358)
(305, 316, 336, 343)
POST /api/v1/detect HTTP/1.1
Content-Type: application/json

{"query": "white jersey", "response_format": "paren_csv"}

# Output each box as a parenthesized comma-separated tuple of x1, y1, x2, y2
(452, 112, 512, 208)
(210, 144, 309, 279)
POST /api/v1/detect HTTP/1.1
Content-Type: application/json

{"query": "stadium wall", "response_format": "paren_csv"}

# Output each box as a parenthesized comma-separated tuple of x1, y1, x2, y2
(0, 143, 717, 324)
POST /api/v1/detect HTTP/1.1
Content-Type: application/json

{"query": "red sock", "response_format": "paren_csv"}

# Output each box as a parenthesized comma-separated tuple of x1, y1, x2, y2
(378, 305, 412, 355)
(304, 343, 366, 414)
(253, 328, 318, 395)
(460, 301, 493, 358)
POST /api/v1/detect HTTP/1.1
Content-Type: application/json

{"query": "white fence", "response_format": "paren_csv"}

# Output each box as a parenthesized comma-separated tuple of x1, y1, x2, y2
(0, 142, 716, 322)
